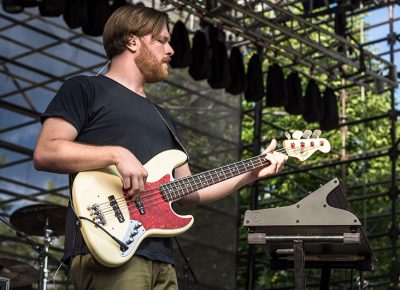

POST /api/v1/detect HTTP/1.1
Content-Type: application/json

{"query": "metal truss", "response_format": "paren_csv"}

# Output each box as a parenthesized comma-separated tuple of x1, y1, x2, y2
(165, 0, 397, 92)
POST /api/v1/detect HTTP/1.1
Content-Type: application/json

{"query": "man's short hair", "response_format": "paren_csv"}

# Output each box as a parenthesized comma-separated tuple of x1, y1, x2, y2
(103, 5, 169, 60)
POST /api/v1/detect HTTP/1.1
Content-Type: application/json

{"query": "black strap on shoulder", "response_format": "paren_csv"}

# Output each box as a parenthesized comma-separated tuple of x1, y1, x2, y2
(151, 103, 190, 161)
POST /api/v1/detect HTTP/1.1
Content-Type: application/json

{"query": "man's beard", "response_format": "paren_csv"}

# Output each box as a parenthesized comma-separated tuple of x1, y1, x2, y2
(135, 43, 169, 83)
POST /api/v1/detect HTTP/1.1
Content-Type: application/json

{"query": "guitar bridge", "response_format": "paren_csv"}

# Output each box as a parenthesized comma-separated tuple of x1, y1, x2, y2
(87, 203, 106, 226)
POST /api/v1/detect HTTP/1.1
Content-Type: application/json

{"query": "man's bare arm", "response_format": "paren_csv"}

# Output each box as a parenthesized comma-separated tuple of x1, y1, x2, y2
(34, 117, 148, 198)
(175, 140, 287, 207)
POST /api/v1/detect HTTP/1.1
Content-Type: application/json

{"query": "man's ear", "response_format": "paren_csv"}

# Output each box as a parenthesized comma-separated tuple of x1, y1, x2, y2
(126, 37, 138, 53)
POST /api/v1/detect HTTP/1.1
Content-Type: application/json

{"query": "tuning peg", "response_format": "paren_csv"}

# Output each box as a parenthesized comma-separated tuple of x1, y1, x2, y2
(284, 131, 291, 140)
(312, 129, 322, 138)
(292, 130, 303, 140)
(302, 130, 312, 139)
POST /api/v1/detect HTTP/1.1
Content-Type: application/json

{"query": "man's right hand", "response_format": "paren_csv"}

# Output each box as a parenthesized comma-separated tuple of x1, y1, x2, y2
(113, 147, 148, 200)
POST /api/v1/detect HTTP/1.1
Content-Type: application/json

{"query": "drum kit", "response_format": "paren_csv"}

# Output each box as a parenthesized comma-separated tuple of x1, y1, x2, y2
(1, 204, 67, 290)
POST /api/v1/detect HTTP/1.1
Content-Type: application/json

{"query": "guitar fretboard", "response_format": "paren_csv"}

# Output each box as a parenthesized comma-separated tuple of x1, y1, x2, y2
(160, 154, 272, 201)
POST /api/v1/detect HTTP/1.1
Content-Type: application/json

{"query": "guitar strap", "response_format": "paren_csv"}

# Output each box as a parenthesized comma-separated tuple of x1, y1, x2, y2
(68, 174, 81, 251)
(151, 102, 190, 161)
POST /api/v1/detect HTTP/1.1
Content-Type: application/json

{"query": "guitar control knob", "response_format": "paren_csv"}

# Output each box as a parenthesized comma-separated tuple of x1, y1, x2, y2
(126, 237, 134, 245)
(130, 230, 138, 237)
(135, 222, 142, 229)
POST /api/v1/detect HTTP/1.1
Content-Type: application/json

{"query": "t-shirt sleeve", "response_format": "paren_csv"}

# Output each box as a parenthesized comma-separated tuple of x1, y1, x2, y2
(40, 78, 92, 132)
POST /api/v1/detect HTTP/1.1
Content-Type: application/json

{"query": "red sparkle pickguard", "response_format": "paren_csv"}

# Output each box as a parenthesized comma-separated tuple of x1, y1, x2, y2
(125, 175, 192, 231)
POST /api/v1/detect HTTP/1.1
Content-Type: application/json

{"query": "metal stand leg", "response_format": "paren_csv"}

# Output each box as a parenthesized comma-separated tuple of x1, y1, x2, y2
(38, 217, 53, 290)
(320, 267, 331, 290)
(293, 240, 306, 290)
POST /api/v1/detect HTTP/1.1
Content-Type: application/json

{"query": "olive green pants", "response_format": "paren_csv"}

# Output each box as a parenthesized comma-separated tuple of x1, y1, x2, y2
(70, 254, 178, 290)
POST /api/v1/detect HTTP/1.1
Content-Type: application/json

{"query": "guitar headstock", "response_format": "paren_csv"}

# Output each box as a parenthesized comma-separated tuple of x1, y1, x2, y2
(282, 130, 331, 161)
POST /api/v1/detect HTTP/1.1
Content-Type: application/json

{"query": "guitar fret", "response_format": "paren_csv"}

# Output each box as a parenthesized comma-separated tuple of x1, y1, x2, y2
(187, 178, 195, 192)
(174, 180, 186, 198)
(193, 175, 201, 191)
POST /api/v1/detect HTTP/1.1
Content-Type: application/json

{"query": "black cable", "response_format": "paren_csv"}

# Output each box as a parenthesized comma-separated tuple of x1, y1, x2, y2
(78, 216, 129, 251)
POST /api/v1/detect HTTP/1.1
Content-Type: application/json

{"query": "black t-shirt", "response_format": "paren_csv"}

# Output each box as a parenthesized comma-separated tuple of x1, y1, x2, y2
(41, 75, 183, 265)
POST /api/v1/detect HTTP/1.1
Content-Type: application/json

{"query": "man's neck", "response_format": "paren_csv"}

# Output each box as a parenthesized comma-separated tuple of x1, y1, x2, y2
(105, 57, 146, 97)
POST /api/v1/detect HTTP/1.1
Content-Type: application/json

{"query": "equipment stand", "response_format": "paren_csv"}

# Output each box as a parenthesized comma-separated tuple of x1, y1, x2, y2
(293, 240, 306, 290)
(174, 237, 198, 290)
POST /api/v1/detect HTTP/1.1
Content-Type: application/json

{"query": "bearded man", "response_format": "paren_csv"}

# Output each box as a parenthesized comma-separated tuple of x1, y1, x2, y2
(33, 5, 287, 290)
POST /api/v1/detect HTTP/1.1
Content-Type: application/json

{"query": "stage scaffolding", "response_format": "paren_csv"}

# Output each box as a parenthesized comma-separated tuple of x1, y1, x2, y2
(0, 0, 399, 289)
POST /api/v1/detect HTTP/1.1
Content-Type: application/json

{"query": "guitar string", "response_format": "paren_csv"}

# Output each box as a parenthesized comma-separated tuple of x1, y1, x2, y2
(98, 144, 323, 218)
(99, 156, 269, 217)
(101, 156, 268, 217)
(97, 144, 324, 218)
(95, 145, 325, 220)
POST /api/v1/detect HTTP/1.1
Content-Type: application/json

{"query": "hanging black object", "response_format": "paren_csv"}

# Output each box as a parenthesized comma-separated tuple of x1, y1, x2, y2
(170, 21, 192, 69)
(334, 5, 347, 37)
(285, 71, 304, 115)
(226, 47, 246, 95)
(63, 0, 88, 29)
(2, 0, 41, 14)
(22, 0, 38, 7)
(303, 0, 335, 12)
(2, 0, 23, 13)
(110, 0, 128, 10)
(207, 24, 220, 48)
(244, 54, 264, 102)
(266, 63, 288, 107)
(303, 79, 323, 123)
(207, 39, 231, 89)
(188, 30, 210, 81)
(320, 87, 339, 130)
(39, 0, 65, 17)
(82, 0, 112, 37)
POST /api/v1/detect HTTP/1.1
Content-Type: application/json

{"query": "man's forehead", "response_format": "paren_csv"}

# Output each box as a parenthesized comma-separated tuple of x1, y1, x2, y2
(155, 25, 170, 39)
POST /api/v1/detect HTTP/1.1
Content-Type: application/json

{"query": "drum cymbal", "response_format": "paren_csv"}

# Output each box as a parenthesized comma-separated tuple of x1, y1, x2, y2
(0, 258, 39, 287)
(10, 204, 67, 236)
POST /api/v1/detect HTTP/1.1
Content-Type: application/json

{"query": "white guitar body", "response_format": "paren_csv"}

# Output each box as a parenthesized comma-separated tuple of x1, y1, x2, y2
(72, 150, 194, 267)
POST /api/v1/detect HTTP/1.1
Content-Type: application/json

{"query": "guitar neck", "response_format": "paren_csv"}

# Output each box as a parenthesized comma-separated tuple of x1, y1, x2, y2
(161, 154, 272, 201)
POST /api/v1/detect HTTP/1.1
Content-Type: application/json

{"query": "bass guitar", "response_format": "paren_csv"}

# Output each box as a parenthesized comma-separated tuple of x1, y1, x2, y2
(72, 130, 330, 267)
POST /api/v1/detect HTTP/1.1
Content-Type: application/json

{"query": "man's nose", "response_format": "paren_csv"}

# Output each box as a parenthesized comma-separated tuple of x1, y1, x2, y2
(166, 42, 174, 56)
